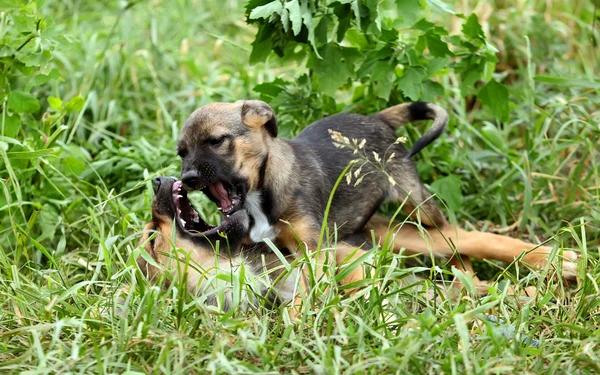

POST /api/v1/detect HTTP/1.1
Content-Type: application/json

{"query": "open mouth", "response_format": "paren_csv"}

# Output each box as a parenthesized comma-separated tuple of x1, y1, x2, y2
(204, 181, 242, 215)
(172, 180, 215, 234)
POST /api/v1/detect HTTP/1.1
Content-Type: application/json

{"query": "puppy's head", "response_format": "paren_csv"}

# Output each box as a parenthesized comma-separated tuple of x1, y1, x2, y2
(177, 100, 277, 215)
(139, 177, 249, 273)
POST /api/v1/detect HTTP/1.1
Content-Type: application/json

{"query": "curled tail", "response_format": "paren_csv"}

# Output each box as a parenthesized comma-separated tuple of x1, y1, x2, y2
(375, 102, 449, 159)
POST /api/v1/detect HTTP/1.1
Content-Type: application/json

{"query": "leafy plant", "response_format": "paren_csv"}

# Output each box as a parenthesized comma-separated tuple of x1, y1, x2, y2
(245, 0, 507, 133)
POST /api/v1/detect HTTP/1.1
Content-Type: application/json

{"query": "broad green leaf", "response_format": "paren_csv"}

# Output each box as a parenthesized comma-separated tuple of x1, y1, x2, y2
(21, 50, 53, 71)
(426, 57, 449, 75)
(11, 12, 36, 32)
(65, 95, 85, 113)
(2, 114, 20, 138)
(362, 0, 381, 32)
(412, 19, 435, 31)
(332, 2, 352, 42)
(315, 14, 330, 45)
(430, 175, 463, 211)
(371, 60, 395, 100)
(309, 44, 360, 96)
(397, 67, 426, 101)
(460, 68, 482, 96)
(478, 79, 509, 122)
(395, 0, 422, 27)
(421, 80, 445, 101)
(249, 1, 283, 20)
(253, 78, 287, 99)
(27, 68, 62, 89)
(462, 14, 484, 41)
(8, 91, 40, 113)
(250, 38, 272, 64)
(425, 33, 452, 57)
(280, 7, 289, 32)
(48, 96, 63, 110)
(249, 23, 275, 64)
(245, 0, 272, 15)
(345, 29, 368, 49)
(350, 0, 361, 30)
(301, 0, 320, 56)
(286, 0, 302, 36)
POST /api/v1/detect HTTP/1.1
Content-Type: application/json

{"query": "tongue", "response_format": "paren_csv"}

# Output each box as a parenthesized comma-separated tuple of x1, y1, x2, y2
(209, 182, 232, 210)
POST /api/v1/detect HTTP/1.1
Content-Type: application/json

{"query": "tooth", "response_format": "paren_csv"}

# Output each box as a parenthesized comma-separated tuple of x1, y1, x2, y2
(177, 195, 183, 198)
(177, 209, 181, 215)
(180, 219, 186, 226)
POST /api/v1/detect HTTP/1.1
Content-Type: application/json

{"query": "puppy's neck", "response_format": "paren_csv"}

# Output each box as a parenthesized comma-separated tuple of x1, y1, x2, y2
(245, 138, 295, 242)
(263, 137, 295, 188)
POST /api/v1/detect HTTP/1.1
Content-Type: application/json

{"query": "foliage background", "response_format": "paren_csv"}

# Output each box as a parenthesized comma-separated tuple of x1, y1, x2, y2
(0, 0, 599, 373)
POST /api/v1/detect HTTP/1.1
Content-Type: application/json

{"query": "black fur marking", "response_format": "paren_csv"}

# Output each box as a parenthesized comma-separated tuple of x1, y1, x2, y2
(263, 289, 282, 309)
(407, 102, 432, 121)
(406, 102, 445, 159)
(149, 223, 158, 249)
(257, 155, 268, 189)
(265, 117, 278, 138)
(293, 188, 304, 200)
(261, 187, 277, 225)
(356, 196, 385, 232)
(228, 138, 235, 155)
(407, 125, 445, 159)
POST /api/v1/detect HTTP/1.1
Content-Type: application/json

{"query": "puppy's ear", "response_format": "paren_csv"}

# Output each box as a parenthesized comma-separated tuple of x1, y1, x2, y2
(240, 100, 278, 137)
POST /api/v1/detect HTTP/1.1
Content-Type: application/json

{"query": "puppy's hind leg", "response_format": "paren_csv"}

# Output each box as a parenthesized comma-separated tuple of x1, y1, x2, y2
(366, 215, 578, 280)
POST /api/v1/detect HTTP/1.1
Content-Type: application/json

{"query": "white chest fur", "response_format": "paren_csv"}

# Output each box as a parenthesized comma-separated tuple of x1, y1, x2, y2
(245, 191, 277, 242)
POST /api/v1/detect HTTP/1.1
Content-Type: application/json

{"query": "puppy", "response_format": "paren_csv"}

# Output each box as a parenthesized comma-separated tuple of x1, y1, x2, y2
(175, 100, 577, 303)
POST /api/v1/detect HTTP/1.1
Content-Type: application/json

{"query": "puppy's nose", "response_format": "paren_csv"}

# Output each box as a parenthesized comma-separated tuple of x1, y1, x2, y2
(153, 177, 163, 194)
(181, 170, 201, 190)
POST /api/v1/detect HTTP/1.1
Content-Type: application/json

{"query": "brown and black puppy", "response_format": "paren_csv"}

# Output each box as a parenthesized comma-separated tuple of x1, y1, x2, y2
(176, 101, 577, 299)
(137, 176, 298, 310)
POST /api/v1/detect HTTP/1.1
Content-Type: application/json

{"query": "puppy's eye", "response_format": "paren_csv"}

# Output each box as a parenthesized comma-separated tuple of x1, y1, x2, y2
(177, 148, 188, 158)
(149, 225, 158, 248)
(208, 136, 226, 146)
(149, 233, 156, 248)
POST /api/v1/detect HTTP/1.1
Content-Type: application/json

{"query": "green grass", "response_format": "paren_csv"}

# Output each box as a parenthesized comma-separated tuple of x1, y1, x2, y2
(1, 0, 599, 373)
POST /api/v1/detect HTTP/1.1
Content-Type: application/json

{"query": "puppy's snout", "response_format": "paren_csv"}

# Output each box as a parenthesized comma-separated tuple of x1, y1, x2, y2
(182, 170, 201, 190)
(153, 176, 176, 194)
